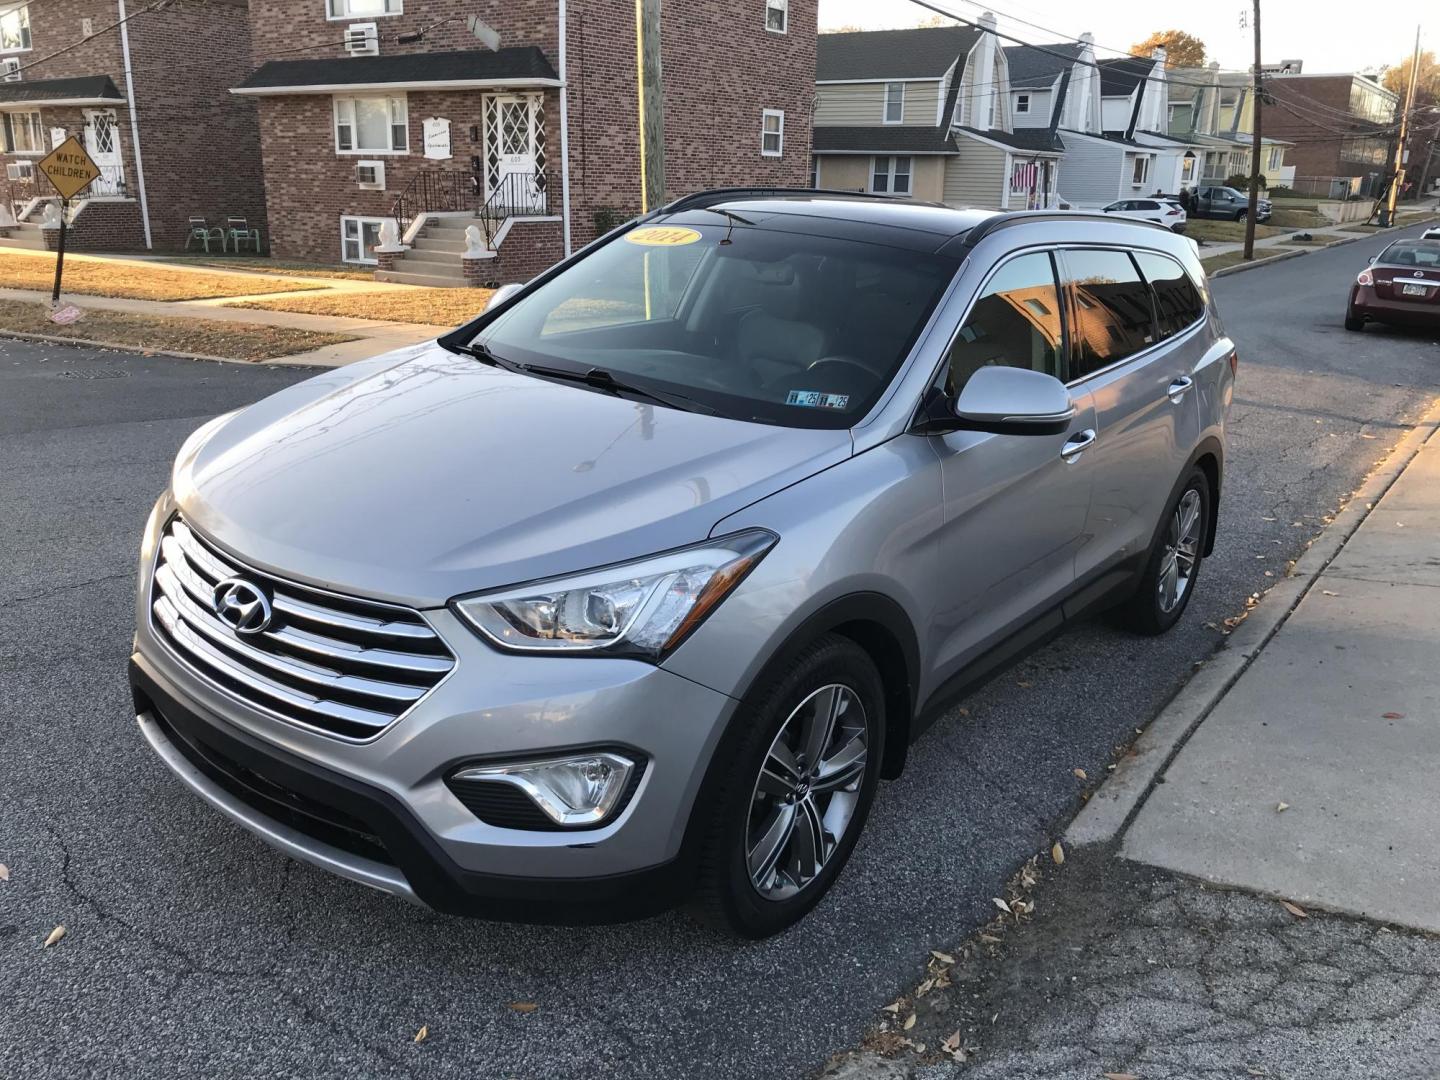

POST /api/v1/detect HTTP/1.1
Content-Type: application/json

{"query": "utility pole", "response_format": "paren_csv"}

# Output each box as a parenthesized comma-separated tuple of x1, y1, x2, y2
(635, 0, 666, 213)
(1243, 0, 1262, 260)
(1381, 27, 1423, 227)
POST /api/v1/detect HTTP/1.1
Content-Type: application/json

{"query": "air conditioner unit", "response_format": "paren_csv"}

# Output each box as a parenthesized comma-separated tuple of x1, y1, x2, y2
(343, 22, 379, 56)
(2, 58, 21, 82)
(355, 160, 385, 190)
(7, 161, 35, 181)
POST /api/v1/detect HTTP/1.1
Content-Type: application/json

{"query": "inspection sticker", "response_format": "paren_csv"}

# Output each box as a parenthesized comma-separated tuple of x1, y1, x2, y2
(624, 226, 702, 247)
(785, 389, 849, 410)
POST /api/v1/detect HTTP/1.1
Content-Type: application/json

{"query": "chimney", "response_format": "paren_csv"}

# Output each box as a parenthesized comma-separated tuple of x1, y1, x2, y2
(1151, 46, 1167, 67)
(979, 11, 997, 31)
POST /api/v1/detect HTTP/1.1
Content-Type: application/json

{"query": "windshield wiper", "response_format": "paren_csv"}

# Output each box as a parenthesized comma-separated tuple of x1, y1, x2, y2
(519, 364, 719, 416)
(439, 337, 525, 373)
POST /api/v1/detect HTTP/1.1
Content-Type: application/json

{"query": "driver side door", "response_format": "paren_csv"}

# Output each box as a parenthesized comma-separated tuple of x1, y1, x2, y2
(926, 250, 1096, 684)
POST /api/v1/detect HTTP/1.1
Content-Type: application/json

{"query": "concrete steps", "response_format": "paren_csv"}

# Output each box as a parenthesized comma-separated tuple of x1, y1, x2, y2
(380, 214, 486, 287)
(0, 223, 47, 250)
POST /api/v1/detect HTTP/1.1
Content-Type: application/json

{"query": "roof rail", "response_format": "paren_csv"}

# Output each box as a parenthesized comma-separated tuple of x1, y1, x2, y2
(957, 208, 1172, 249)
(657, 187, 903, 214)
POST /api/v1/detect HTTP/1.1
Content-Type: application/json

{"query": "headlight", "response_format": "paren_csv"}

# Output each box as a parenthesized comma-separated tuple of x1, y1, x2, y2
(452, 529, 776, 660)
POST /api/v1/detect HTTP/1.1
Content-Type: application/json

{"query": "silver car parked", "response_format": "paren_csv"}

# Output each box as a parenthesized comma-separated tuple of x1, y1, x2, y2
(130, 191, 1235, 937)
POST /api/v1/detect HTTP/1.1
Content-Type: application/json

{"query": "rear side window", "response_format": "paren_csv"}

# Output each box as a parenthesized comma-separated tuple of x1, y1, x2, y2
(941, 251, 1065, 397)
(1061, 249, 1157, 379)
(1135, 251, 1205, 340)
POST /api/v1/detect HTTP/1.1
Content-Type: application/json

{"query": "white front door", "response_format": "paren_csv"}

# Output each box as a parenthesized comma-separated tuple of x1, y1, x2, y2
(83, 110, 124, 196)
(484, 93, 545, 213)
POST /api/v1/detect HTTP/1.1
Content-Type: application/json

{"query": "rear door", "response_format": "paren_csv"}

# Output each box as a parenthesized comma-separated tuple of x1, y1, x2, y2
(928, 250, 1097, 680)
(1059, 247, 1202, 585)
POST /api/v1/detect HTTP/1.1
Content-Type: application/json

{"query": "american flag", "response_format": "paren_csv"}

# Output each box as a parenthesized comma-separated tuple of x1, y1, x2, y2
(1011, 161, 1039, 194)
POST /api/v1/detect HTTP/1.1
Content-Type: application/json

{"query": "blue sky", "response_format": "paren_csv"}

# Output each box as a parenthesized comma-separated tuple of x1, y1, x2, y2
(817, 0, 1427, 78)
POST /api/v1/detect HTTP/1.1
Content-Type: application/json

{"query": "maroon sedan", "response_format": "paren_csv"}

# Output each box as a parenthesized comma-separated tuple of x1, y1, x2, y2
(1346, 238, 1440, 331)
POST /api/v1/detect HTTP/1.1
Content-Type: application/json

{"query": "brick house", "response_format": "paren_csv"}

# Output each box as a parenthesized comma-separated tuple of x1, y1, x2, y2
(1264, 72, 1398, 198)
(0, 0, 265, 252)
(233, 0, 816, 285)
(811, 20, 1063, 213)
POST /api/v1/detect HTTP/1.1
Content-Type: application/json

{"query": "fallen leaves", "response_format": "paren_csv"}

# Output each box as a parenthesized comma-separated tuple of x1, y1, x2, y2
(0, 863, 8, 882)
(413, 1025, 429, 1043)
(1321, 589, 1340, 597)
(1051, 842, 1066, 865)
(930, 949, 955, 965)
(1275, 802, 1290, 813)
(902, 1012, 917, 1031)
(1103, 1073, 1140, 1080)
(993, 897, 1012, 914)
(1073, 767, 1088, 781)
(1382, 712, 1406, 720)
(1280, 900, 1309, 919)
(43, 925, 65, 948)
(507, 1002, 539, 1014)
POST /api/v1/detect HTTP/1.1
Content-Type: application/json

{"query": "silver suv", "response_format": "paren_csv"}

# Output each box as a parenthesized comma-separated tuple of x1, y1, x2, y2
(130, 191, 1234, 937)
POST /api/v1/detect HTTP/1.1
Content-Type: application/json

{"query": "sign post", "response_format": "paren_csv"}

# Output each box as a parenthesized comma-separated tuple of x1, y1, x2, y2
(36, 135, 101, 311)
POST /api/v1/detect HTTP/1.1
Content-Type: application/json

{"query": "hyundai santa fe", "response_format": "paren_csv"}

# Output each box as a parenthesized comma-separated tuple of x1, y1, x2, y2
(130, 190, 1235, 938)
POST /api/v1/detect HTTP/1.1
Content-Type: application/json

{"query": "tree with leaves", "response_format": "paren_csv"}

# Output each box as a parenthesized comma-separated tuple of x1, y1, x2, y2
(1130, 30, 1207, 69)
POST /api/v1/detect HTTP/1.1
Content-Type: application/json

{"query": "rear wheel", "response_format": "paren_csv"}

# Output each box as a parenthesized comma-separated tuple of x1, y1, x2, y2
(693, 634, 884, 938)
(1118, 467, 1211, 635)
(1344, 311, 1365, 331)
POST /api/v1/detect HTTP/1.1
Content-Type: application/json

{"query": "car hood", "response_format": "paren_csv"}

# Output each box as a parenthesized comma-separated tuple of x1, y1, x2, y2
(173, 344, 851, 607)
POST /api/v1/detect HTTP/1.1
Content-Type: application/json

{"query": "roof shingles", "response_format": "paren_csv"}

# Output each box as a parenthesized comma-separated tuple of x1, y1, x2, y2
(817, 26, 980, 81)
(234, 47, 557, 92)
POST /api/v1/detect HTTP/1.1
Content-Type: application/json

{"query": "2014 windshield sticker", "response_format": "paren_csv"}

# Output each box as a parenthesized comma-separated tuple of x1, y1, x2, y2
(624, 226, 702, 246)
(785, 390, 850, 410)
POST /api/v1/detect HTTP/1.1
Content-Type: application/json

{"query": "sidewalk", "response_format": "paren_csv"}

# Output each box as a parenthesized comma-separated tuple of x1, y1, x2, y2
(1122, 425, 1440, 931)
(1196, 200, 1440, 260)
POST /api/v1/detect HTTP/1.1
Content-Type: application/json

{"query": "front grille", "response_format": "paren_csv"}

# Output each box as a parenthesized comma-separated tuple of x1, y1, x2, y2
(150, 701, 393, 866)
(149, 516, 455, 741)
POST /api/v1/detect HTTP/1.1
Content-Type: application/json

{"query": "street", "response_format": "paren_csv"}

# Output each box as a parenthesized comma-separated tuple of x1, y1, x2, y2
(2, 225, 1439, 1080)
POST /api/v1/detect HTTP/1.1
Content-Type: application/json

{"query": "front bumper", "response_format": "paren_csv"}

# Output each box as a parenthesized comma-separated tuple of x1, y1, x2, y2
(130, 507, 743, 920)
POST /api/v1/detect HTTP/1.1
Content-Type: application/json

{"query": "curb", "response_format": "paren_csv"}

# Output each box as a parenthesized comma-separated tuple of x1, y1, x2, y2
(1067, 395, 1440, 847)
(0, 329, 320, 367)
(1209, 247, 1309, 277)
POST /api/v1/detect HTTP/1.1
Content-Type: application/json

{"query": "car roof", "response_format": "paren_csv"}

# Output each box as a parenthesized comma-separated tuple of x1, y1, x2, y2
(653, 190, 1180, 256)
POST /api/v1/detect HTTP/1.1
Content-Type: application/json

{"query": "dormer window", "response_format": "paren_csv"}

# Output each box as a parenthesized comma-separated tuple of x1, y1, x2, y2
(1015, 93, 1030, 114)
(883, 82, 904, 124)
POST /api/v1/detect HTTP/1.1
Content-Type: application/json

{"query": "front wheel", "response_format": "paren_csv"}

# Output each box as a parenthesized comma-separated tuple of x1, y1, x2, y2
(1235, 209, 1248, 222)
(1118, 467, 1211, 635)
(693, 634, 885, 938)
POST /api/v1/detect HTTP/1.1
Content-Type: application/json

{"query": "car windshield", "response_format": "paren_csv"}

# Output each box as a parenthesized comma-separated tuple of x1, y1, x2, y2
(1379, 240, 1440, 267)
(472, 218, 960, 428)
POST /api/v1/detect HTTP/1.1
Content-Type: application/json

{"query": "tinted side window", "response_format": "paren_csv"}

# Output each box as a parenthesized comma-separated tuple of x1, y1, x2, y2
(1135, 251, 1205, 340)
(1062, 249, 1157, 380)
(942, 251, 1065, 397)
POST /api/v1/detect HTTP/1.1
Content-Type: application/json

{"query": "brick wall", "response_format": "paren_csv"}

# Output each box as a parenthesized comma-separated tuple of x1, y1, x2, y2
(1267, 77, 1389, 181)
(128, 0, 267, 249)
(41, 199, 145, 250)
(245, 0, 817, 274)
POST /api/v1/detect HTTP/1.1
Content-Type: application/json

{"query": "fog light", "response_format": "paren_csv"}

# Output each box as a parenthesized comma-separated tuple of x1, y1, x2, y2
(452, 752, 636, 827)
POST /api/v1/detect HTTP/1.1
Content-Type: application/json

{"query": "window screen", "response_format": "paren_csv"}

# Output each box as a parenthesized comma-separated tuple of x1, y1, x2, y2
(1135, 252, 1205, 341)
(941, 252, 1065, 397)
(1062, 249, 1157, 379)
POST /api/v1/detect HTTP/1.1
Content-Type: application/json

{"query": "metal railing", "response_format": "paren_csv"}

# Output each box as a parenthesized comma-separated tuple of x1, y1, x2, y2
(390, 169, 479, 239)
(478, 170, 549, 247)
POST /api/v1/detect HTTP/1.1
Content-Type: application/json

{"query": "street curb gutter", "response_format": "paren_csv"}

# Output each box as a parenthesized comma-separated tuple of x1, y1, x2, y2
(1208, 247, 1309, 278)
(1066, 395, 1440, 848)
(0, 329, 318, 367)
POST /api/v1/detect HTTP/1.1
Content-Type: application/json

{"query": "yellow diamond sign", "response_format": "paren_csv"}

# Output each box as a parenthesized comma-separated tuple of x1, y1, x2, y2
(38, 136, 101, 200)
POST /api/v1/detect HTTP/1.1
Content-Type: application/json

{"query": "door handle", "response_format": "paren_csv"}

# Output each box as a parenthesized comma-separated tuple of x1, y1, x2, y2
(1060, 429, 1097, 462)
(1167, 376, 1195, 404)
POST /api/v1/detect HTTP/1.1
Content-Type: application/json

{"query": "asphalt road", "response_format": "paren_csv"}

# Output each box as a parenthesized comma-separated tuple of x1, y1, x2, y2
(2, 225, 1438, 1080)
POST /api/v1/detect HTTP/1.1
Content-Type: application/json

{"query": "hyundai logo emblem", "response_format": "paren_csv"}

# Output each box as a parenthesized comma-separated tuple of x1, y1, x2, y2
(212, 577, 273, 636)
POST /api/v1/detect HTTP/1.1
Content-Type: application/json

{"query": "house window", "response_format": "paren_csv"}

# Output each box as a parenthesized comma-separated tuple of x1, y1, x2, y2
(884, 82, 904, 124)
(0, 5, 31, 53)
(326, 0, 401, 18)
(761, 108, 783, 156)
(808, 155, 817, 187)
(1015, 93, 1030, 115)
(1181, 153, 1196, 184)
(764, 0, 786, 33)
(1267, 146, 1283, 171)
(334, 95, 408, 154)
(1131, 155, 1150, 187)
(871, 155, 911, 195)
(341, 216, 387, 264)
(2, 110, 44, 154)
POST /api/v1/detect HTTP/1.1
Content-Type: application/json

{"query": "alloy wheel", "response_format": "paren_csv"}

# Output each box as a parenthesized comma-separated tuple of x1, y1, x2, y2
(1157, 488, 1203, 614)
(746, 684, 869, 901)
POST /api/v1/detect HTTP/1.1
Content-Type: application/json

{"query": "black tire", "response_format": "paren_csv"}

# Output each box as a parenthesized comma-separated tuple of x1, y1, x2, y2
(1344, 312, 1365, 331)
(1117, 467, 1212, 636)
(692, 634, 885, 938)
(1235, 209, 1248, 222)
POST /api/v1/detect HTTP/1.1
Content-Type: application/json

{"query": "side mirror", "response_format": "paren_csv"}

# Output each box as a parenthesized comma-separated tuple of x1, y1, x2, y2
(485, 282, 525, 311)
(953, 366, 1075, 436)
